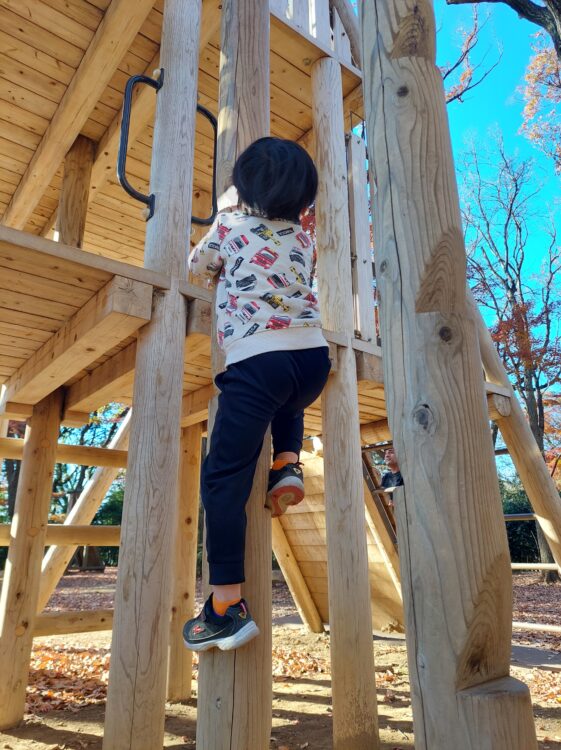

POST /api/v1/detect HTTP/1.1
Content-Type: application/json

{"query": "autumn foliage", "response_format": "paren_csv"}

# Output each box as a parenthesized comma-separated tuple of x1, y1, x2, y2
(522, 33, 561, 174)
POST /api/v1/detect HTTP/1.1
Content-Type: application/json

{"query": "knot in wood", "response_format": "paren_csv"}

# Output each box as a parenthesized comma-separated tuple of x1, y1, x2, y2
(380, 260, 388, 274)
(397, 85, 409, 98)
(413, 403, 434, 433)
(439, 326, 453, 342)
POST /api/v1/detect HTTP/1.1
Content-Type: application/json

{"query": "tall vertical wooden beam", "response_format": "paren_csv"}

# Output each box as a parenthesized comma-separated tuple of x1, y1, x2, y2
(0, 389, 63, 729)
(361, 1, 538, 747)
(311, 56, 379, 750)
(196, 1, 272, 748)
(167, 423, 203, 701)
(56, 135, 95, 248)
(102, 3, 201, 749)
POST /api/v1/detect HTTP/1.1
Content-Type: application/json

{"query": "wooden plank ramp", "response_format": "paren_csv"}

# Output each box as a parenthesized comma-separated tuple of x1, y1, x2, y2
(283, 451, 405, 634)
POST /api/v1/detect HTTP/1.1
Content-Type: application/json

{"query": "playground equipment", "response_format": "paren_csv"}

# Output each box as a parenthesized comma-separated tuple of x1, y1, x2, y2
(0, 0, 560, 748)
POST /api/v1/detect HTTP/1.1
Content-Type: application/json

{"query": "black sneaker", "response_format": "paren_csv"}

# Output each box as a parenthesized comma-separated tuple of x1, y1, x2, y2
(265, 462, 304, 518)
(183, 596, 259, 652)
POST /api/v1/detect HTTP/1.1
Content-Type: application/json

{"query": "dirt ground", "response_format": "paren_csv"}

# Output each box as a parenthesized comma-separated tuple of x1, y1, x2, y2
(0, 570, 559, 749)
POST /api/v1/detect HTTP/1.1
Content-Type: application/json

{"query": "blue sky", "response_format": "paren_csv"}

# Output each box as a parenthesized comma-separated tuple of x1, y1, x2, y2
(434, 0, 559, 210)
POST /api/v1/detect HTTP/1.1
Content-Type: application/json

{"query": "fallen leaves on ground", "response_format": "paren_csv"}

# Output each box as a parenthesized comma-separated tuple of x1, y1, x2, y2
(26, 645, 109, 713)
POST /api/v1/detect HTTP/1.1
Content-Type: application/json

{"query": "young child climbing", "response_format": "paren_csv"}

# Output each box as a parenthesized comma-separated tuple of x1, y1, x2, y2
(183, 137, 331, 652)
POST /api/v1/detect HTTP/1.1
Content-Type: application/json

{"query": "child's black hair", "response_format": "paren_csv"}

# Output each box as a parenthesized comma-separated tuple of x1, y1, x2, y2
(232, 137, 318, 223)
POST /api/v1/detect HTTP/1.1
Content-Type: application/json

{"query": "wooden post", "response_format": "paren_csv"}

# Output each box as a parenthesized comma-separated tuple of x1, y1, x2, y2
(196, 1, 272, 749)
(0, 389, 63, 729)
(102, 3, 201, 749)
(311, 56, 380, 750)
(347, 134, 375, 342)
(361, 1, 538, 747)
(36, 412, 131, 613)
(167, 423, 203, 701)
(309, 0, 331, 44)
(470, 296, 561, 568)
(56, 135, 95, 248)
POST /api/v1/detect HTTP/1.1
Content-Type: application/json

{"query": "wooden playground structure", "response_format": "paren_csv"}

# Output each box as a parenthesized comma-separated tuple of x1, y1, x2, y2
(0, 0, 560, 747)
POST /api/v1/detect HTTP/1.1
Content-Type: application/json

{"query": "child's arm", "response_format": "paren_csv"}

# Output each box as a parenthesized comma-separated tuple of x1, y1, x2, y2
(188, 214, 225, 283)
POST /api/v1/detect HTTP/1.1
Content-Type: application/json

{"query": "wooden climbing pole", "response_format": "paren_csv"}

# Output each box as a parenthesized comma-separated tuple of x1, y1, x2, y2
(312, 56, 379, 750)
(361, 0, 538, 748)
(102, 2, 201, 748)
(195, 1, 273, 748)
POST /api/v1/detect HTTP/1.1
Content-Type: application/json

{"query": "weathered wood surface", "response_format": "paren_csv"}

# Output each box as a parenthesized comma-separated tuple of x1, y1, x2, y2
(103, 3, 201, 748)
(34, 609, 114, 637)
(56, 135, 94, 248)
(0, 389, 63, 729)
(347, 134, 375, 341)
(312, 55, 379, 750)
(196, 1, 272, 748)
(37, 412, 131, 613)
(471, 295, 561, 569)
(0, 435, 128, 468)
(167, 424, 203, 702)
(361, 0, 537, 747)
(0, 524, 121, 548)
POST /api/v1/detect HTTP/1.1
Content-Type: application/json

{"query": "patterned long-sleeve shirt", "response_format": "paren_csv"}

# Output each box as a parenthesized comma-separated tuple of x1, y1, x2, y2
(188, 210, 326, 366)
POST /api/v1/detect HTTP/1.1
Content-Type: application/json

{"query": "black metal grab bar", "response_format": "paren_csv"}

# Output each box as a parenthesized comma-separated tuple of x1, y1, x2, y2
(117, 68, 218, 226)
(193, 104, 218, 226)
(117, 70, 164, 221)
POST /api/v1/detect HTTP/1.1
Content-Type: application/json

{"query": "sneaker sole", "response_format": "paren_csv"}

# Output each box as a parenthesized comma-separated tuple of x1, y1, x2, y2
(265, 482, 305, 518)
(183, 621, 260, 652)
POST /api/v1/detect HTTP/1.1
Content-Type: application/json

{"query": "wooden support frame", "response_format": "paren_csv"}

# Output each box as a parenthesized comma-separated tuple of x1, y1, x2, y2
(167, 423, 203, 702)
(347, 134, 375, 342)
(56, 135, 95, 248)
(312, 55, 379, 750)
(34, 609, 114, 638)
(0, 274, 152, 409)
(0, 525, 121, 547)
(196, 2, 273, 749)
(1, 0, 156, 230)
(37, 412, 131, 613)
(361, 0, 537, 746)
(103, 2, 201, 747)
(0, 436, 128, 469)
(471, 296, 561, 569)
(40, 2, 222, 238)
(0, 389, 63, 729)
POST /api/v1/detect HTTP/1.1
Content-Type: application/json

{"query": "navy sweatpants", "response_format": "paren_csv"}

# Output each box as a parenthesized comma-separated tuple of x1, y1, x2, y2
(202, 347, 331, 585)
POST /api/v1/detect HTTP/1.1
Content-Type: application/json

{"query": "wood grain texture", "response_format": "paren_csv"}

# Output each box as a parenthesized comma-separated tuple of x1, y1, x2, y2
(361, 0, 537, 746)
(347, 134, 375, 341)
(56, 135, 94, 248)
(0, 389, 63, 729)
(167, 424, 203, 701)
(312, 56, 379, 750)
(1, 0, 156, 230)
(470, 295, 561, 569)
(0, 276, 152, 408)
(196, 2, 272, 749)
(0, 436, 128, 469)
(272, 517, 324, 632)
(34, 608, 113, 637)
(37, 411, 131, 613)
(103, 3, 201, 748)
